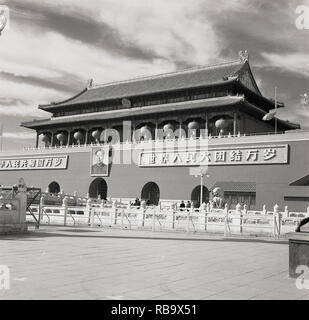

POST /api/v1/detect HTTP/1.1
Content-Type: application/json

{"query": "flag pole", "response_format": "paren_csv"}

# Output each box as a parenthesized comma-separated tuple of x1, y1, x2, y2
(0, 124, 3, 152)
(275, 86, 277, 134)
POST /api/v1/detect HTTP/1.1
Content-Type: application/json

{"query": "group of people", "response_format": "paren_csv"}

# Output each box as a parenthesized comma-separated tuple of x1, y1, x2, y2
(131, 198, 153, 207)
(130, 198, 216, 209)
(131, 199, 196, 210)
(179, 200, 192, 211)
(132, 197, 141, 207)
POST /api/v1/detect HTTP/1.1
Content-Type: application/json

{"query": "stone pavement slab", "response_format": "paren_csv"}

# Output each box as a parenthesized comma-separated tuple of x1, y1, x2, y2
(0, 226, 308, 300)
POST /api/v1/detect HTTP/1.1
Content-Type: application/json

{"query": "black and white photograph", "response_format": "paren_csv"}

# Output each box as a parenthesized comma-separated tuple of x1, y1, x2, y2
(0, 0, 309, 307)
(90, 146, 109, 176)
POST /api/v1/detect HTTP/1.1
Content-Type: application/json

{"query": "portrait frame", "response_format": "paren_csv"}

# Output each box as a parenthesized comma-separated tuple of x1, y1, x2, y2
(90, 146, 109, 177)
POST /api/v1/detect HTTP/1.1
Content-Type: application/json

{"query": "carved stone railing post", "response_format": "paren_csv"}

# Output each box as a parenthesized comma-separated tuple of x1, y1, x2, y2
(209, 201, 214, 211)
(224, 203, 229, 236)
(243, 204, 247, 215)
(138, 200, 146, 227)
(39, 195, 44, 222)
(100, 199, 105, 209)
(273, 204, 281, 238)
(187, 203, 194, 232)
(73, 191, 78, 206)
(90, 207, 95, 227)
(166, 204, 174, 231)
(198, 202, 207, 232)
(284, 205, 289, 218)
(233, 203, 242, 234)
(86, 198, 92, 208)
(152, 206, 156, 232)
(86, 198, 92, 226)
(62, 196, 68, 226)
(111, 200, 117, 226)
(206, 203, 210, 213)
(262, 204, 267, 215)
(112, 199, 117, 208)
(15, 178, 28, 230)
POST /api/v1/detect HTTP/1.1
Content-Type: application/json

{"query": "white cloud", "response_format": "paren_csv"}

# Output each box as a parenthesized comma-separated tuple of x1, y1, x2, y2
(10, 0, 222, 66)
(0, 77, 59, 116)
(0, 0, 308, 140)
(0, 24, 174, 83)
(0, 23, 176, 117)
(261, 52, 309, 77)
(97, 0, 220, 65)
(2, 132, 36, 140)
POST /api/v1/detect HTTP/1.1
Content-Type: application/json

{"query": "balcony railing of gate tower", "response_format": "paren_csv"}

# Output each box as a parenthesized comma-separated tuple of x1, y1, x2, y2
(22, 130, 292, 152)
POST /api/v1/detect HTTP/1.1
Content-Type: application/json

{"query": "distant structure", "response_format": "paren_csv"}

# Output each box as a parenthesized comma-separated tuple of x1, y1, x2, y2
(0, 53, 307, 211)
(210, 187, 226, 209)
(0, 9, 8, 35)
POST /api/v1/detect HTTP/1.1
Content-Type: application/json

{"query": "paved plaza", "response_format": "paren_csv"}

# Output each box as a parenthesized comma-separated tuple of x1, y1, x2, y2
(0, 226, 308, 300)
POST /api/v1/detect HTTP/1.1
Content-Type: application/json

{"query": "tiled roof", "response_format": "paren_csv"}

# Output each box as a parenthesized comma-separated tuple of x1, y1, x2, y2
(40, 60, 246, 109)
(289, 175, 309, 186)
(210, 181, 256, 193)
(22, 95, 243, 129)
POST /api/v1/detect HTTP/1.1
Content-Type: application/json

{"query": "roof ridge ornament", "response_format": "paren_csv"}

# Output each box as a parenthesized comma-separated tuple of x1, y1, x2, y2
(87, 79, 93, 89)
(0, 9, 8, 36)
(238, 50, 249, 62)
(121, 98, 131, 108)
(222, 75, 238, 81)
(301, 93, 309, 107)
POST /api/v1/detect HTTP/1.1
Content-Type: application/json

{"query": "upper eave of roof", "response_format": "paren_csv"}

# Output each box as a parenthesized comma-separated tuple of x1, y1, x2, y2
(39, 59, 247, 111)
(235, 81, 284, 110)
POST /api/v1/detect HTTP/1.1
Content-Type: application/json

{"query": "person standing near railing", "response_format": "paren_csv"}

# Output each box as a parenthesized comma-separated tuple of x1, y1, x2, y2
(186, 201, 191, 212)
(133, 197, 141, 208)
(179, 201, 185, 211)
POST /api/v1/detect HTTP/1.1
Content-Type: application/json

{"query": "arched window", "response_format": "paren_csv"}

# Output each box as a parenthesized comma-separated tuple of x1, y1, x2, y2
(141, 182, 160, 205)
(191, 185, 209, 207)
(48, 181, 60, 194)
(89, 178, 108, 200)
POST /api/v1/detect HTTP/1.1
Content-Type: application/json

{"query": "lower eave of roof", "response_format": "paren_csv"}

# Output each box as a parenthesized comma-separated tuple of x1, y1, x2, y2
(210, 181, 257, 193)
(21, 95, 244, 129)
(289, 175, 309, 186)
(234, 81, 284, 111)
(239, 100, 300, 130)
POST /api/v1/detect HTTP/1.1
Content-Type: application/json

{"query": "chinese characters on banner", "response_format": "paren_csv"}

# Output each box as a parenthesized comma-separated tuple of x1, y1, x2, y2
(0, 155, 68, 170)
(139, 145, 288, 167)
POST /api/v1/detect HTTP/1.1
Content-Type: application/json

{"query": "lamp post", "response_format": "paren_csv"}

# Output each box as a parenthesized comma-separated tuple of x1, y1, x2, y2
(199, 172, 209, 207)
(274, 86, 277, 134)
(0, 124, 3, 151)
(301, 93, 309, 108)
(200, 174, 204, 207)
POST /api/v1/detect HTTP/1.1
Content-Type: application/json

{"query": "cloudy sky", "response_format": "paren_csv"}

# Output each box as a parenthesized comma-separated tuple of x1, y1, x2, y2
(0, 0, 308, 150)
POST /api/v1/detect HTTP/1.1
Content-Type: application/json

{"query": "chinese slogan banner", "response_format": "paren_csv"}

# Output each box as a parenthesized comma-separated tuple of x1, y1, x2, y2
(0, 155, 68, 170)
(139, 145, 288, 167)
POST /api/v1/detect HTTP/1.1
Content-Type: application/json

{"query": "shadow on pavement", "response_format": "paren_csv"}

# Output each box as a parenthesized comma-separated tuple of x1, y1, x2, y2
(0, 226, 288, 245)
